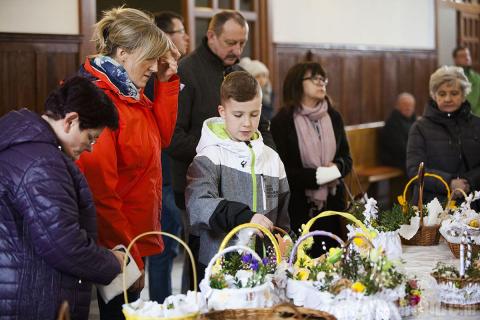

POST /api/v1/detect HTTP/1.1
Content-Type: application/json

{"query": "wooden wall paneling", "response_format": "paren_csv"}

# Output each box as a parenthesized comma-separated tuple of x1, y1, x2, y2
(0, 45, 37, 116)
(382, 53, 399, 114)
(272, 43, 437, 126)
(360, 55, 383, 123)
(0, 33, 81, 117)
(396, 54, 415, 97)
(341, 53, 361, 125)
(412, 54, 434, 115)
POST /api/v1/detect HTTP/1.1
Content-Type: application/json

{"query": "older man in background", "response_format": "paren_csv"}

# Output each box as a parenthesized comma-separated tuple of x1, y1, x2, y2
(380, 92, 417, 171)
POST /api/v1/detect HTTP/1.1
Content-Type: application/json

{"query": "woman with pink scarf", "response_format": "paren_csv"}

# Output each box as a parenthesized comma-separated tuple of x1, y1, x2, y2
(271, 62, 352, 255)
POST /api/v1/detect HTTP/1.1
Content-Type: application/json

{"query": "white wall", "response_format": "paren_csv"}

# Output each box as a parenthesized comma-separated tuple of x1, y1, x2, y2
(272, 0, 435, 49)
(437, 3, 456, 66)
(0, 0, 79, 34)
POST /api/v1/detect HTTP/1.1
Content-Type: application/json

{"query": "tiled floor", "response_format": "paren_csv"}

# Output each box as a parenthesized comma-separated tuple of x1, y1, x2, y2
(89, 254, 184, 319)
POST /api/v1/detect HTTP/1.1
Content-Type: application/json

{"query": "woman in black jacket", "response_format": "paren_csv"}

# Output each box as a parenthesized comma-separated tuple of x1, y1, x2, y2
(271, 62, 352, 254)
(407, 66, 480, 203)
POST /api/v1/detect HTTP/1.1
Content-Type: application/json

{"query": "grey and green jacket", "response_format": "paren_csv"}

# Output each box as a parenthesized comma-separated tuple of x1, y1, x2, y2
(186, 117, 290, 265)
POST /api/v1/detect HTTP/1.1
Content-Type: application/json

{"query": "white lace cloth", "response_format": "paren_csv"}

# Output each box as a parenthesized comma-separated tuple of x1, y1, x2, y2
(286, 279, 403, 320)
(122, 291, 204, 317)
(436, 282, 480, 305)
(347, 225, 403, 260)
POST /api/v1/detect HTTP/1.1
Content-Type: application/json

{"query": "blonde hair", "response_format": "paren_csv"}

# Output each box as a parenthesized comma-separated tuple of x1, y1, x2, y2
(93, 6, 172, 62)
(429, 65, 472, 97)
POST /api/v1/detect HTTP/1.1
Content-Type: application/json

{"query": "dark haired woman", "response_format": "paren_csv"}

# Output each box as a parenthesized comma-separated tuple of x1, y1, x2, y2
(0, 76, 123, 320)
(271, 62, 352, 254)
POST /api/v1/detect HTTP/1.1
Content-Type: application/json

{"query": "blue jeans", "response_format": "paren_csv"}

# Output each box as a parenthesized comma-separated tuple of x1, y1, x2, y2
(148, 184, 181, 303)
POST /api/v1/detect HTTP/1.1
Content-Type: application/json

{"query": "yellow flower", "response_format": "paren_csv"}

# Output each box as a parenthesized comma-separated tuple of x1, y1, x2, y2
(295, 268, 310, 281)
(469, 219, 479, 228)
(411, 289, 421, 296)
(351, 281, 366, 293)
(353, 233, 371, 250)
(397, 195, 406, 206)
(295, 249, 314, 268)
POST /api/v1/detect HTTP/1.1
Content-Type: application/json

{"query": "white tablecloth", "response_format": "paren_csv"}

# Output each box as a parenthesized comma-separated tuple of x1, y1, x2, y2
(402, 240, 480, 319)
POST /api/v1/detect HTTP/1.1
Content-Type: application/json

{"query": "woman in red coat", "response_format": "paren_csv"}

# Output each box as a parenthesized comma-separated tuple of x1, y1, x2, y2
(76, 7, 180, 319)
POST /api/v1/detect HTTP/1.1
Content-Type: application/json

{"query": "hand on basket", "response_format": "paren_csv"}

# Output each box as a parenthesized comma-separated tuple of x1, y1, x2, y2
(128, 269, 145, 293)
(250, 214, 273, 237)
(450, 178, 470, 197)
(111, 250, 126, 268)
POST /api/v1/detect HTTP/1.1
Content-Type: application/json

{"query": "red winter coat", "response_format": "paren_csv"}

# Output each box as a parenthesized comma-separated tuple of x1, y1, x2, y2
(77, 58, 179, 269)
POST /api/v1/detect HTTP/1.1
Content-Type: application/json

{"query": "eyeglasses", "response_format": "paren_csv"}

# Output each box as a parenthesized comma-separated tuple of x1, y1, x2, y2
(166, 28, 185, 35)
(303, 75, 328, 86)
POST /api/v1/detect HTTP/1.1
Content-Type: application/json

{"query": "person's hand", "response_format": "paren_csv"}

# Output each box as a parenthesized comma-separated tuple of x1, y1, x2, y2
(111, 250, 126, 268)
(327, 162, 338, 169)
(250, 214, 273, 237)
(156, 47, 180, 82)
(450, 178, 470, 197)
(128, 269, 145, 293)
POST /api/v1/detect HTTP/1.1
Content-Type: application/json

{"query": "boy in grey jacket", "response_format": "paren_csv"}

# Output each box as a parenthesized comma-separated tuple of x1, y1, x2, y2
(186, 71, 290, 274)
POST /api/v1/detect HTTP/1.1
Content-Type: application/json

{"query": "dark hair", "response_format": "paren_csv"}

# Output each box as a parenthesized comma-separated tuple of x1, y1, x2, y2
(154, 11, 183, 33)
(44, 76, 119, 130)
(221, 71, 260, 104)
(282, 62, 327, 109)
(452, 45, 469, 58)
(208, 10, 247, 36)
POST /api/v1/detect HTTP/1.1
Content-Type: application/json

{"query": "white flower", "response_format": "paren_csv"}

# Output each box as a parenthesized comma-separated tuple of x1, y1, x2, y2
(235, 270, 254, 287)
(316, 271, 326, 281)
(363, 198, 378, 224)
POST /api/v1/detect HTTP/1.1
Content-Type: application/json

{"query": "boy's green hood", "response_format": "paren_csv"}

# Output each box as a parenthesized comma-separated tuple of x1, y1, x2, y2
(205, 118, 260, 141)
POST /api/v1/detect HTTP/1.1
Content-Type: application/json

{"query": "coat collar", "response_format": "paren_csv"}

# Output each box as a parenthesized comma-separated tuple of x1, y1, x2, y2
(82, 57, 151, 107)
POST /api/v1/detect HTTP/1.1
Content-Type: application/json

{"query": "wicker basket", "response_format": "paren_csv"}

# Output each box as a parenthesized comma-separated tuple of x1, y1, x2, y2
(121, 231, 200, 320)
(200, 303, 336, 320)
(200, 223, 284, 317)
(447, 241, 480, 259)
(431, 273, 480, 309)
(398, 163, 450, 246)
(442, 188, 480, 258)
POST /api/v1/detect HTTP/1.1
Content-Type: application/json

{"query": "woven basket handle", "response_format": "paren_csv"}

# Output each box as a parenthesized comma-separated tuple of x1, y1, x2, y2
(204, 245, 263, 283)
(302, 210, 372, 240)
(288, 230, 345, 266)
(121, 231, 197, 305)
(446, 188, 469, 209)
(218, 223, 282, 264)
(398, 165, 451, 226)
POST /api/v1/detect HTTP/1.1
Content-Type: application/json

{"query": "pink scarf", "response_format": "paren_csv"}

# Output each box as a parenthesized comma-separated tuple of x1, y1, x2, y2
(294, 100, 337, 209)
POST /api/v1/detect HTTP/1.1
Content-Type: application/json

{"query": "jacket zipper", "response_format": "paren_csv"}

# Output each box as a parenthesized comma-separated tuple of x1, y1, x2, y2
(247, 142, 257, 212)
(261, 174, 267, 211)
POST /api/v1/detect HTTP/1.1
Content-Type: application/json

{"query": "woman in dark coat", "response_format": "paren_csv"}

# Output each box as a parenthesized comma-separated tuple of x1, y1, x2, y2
(0, 77, 123, 320)
(407, 66, 480, 203)
(271, 62, 352, 254)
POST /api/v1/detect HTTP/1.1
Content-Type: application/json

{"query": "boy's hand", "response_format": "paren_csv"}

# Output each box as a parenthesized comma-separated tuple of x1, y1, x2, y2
(250, 214, 273, 237)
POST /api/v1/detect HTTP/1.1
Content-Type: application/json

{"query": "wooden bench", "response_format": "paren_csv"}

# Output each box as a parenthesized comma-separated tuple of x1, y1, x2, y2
(344, 121, 404, 197)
